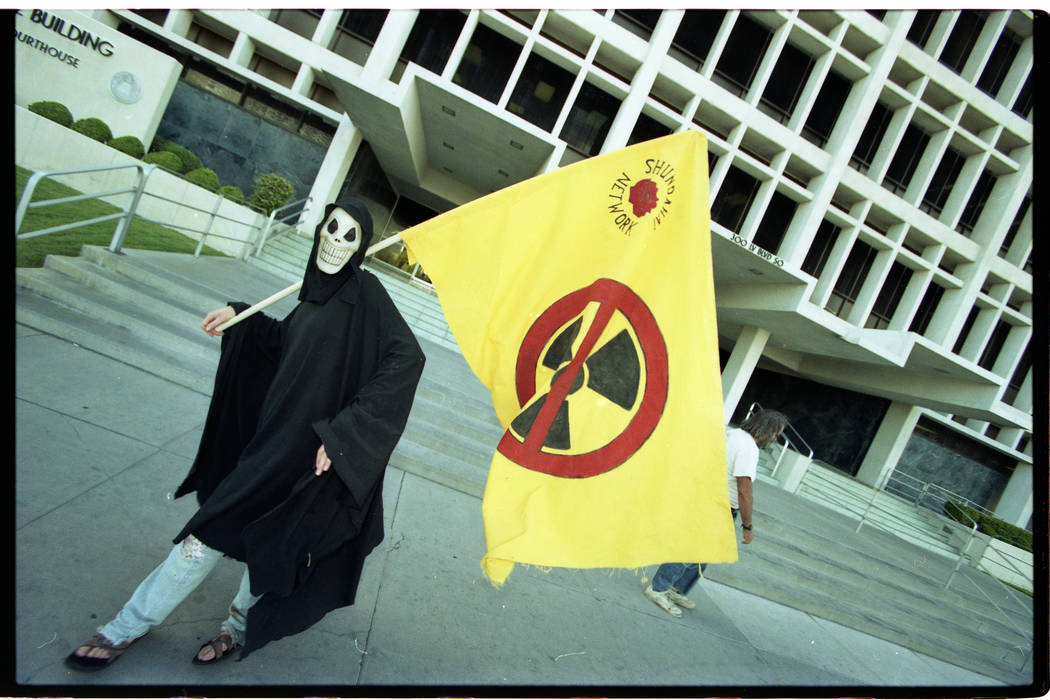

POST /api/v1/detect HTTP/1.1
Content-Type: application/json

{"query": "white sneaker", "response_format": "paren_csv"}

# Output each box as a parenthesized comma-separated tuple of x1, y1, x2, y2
(644, 584, 682, 617)
(667, 589, 696, 609)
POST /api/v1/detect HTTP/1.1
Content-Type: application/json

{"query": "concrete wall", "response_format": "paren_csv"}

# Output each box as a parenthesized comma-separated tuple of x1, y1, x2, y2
(16, 106, 267, 259)
(15, 9, 180, 147)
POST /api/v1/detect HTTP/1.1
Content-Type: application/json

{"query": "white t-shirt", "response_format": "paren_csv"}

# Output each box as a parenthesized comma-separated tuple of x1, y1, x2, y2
(725, 427, 759, 509)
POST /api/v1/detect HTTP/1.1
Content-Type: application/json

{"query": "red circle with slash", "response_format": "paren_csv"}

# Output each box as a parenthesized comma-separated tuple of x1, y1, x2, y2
(497, 278, 668, 478)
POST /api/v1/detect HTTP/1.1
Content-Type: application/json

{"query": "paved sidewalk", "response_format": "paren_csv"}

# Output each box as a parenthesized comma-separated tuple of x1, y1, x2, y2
(15, 322, 1005, 692)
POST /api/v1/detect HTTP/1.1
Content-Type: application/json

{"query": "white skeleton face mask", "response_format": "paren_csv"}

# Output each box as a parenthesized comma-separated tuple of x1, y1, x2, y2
(315, 207, 361, 275)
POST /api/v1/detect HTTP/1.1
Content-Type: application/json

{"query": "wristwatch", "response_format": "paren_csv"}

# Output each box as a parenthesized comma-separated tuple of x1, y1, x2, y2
(741, 523, 753, 531)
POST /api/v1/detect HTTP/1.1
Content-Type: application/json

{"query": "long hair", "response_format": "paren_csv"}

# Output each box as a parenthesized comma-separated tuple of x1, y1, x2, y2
(740, 409, 790, 449)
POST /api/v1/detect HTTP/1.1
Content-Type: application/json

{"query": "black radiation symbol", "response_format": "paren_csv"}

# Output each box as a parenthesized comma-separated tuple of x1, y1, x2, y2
(509, 317, 641, 450)
(497, 278, 668, 479)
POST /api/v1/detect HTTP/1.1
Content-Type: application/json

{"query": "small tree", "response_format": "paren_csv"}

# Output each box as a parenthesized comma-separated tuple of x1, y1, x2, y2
(28, 100, 74, 127)
(107, 135, 146, 159)
(249, 173, 294, 214)
(72, 117, 113, 143)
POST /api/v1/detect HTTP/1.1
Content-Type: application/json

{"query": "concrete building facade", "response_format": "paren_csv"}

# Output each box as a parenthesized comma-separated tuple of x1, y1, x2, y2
(18, 9, 1037, 528)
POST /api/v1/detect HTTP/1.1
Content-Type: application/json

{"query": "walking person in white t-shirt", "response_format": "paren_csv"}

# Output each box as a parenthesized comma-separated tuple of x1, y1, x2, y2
(644, 409, 789, 617)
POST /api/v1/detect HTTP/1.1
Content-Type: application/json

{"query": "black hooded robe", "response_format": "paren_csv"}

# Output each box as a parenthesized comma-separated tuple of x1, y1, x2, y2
(173, 199, 425, 657)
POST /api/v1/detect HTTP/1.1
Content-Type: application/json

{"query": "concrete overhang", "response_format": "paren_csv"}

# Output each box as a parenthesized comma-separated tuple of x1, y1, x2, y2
(320, 64, 556, 214)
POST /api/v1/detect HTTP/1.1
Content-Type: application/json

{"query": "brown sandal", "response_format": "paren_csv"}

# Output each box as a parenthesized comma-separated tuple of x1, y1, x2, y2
(192, 631, 241, 665)
(65, 633, 135, 672)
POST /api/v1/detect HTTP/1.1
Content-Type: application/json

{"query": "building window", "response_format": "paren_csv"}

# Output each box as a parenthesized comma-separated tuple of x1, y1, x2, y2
(671, 10, 727, 70)
(627, 112, 672, 147)
(713, 14, 772, 97)
(507, 52, 575, 132)
(453, 23, 522, 103)
(613, 9, 661, 40)
(1012, 74, 1033, 118)
(939, 10, 988, 74)
(909, 282, 944, 335)
(977, 27, 1022, 97)
(850, 102, 892, 173)
(186, 22, 235, 59)
(271, 9, 321, 40)
(978, 320, 1012, 371)
(882, 123, 930, 195)
(802, 69, 850, 148)
(802, 219, 840, 278)
(759, 42, 814, 123)
(400, 10, 467, 76)
(952, 306, 979, 355)
(330, 9, 388, 64)
(867, 10, 887, 21)
(711, 166, 760, 233)
(958, 169, 996, 235)
(1003, 342, 1030, 404)
(826, 239, 877, 319)
(752, 190, 797, 254)
(1000, 194, 1031, 257)
(907, 10, 940, 49)
(559, 81, 621, 157)
(866, 262, 913, 329)
(921, 147, 965, 217)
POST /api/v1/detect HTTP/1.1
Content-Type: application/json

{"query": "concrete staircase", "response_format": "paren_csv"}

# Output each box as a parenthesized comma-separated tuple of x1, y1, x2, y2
(14, 246, 1034, 684)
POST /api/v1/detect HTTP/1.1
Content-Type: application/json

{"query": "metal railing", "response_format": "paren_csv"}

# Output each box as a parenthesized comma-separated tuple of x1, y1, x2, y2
(15, 162, 310, 261)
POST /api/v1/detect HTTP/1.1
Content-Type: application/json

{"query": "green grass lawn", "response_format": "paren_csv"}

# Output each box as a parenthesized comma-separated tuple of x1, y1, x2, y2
(15, 165, 228, 267)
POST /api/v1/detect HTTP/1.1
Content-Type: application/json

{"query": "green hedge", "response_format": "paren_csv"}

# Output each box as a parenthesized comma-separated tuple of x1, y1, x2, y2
(944, 502, 1032, 553)
(28, 100, 74, 127)
(184, 167, 220, 190)
(143, 151, 183, 171)
(107, 135, 146, 159)
(72, 117, 113, 143)
(220, 185, 245, 204)
(160, 141, 203, 174)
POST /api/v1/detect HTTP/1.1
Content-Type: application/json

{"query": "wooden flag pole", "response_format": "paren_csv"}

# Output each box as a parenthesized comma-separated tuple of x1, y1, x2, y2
(215, 233, 404, 332)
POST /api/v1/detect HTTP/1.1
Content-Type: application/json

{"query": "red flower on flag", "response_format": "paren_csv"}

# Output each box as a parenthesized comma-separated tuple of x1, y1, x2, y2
(629, 179, 659, 217)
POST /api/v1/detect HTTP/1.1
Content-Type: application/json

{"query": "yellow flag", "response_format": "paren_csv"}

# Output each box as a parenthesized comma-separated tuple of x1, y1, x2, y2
(400, 130, 735, 585)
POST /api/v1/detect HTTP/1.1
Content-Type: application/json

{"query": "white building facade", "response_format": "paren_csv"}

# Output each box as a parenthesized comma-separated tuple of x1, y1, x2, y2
(29, 9, 1036, 528)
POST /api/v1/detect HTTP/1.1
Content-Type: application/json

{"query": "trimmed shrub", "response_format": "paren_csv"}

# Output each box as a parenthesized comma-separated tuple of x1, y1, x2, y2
(219, 185, 245, 204)
(72, 117, 113, 143)
(184, 167, 220, 190)
(944, 502, 1033, 552)
(143, 151, 183, 172)
(249, 173, 294, 214)
(107, 135, 146, 159)
(28, 100, 74, 127)
(160, 142, 203, 174)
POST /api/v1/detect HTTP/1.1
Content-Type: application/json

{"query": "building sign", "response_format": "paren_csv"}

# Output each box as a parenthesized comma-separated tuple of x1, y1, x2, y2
(14, 10, 115, 68)
(730, 233, 785, 267)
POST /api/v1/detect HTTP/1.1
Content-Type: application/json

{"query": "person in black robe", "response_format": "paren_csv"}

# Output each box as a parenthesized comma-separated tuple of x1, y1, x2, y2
(66, 197, 425, 670)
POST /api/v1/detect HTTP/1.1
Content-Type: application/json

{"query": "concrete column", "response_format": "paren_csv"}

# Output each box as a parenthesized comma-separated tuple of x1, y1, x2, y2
(993, 460, 1033, 527)
(302, 115, 363, 233)
(229, 32, 255, 68)
(361, 9, 418, 85)
(311, 9, 342, 47)
(776, 448, 813, 494)
(600, 10, 683, 154)
(855, 402, 923, 488)
(721, 326, 770, 424)
(442, 10, 480, 82)
(163, 10, 194, 37)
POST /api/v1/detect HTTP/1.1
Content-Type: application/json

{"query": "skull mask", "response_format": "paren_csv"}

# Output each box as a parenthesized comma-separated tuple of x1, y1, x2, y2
(315, 207, 361, 275)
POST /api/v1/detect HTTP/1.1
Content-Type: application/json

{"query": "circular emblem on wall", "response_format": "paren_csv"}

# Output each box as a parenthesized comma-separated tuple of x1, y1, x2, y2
(110, 71, 142, 104)
(497, 278, 669, 479)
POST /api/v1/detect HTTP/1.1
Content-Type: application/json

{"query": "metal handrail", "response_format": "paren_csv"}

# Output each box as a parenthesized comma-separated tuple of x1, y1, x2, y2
(14, 163, 306, 260)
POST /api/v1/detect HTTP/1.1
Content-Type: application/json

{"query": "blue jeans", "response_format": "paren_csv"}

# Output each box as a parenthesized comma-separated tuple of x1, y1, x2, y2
(98, 535, 261, 646)
(651, 509, 738, 594)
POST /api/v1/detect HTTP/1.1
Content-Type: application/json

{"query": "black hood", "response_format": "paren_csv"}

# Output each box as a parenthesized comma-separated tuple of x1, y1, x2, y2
(299, 198, 375, 304)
